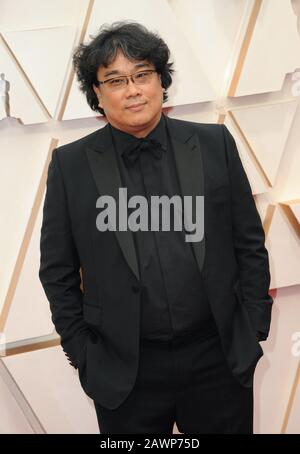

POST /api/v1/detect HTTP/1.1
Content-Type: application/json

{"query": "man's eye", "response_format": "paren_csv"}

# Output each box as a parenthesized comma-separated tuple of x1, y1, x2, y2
(109, 78, 124, 85)
(135, 72, 147, 79)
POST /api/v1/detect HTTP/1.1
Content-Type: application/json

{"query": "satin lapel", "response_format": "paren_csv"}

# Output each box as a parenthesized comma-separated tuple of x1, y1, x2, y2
(85, 124, 140, 281)
(167, 121, 206, 274)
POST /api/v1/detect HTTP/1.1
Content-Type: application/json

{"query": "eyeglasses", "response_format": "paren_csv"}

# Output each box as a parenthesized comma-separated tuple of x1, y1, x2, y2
(96, 69, 157, 91)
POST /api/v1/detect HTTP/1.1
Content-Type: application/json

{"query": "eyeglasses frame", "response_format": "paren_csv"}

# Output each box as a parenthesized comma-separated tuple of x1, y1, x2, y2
(96, 69, 158, 89)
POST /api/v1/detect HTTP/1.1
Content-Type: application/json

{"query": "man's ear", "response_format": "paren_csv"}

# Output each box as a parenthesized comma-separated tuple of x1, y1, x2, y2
(93, 84, 103, 108)
(92, 83, 99, 94)
(158, 74, 165, 93)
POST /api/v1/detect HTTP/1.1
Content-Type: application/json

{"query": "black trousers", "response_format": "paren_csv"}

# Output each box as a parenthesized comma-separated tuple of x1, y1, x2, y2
(93, 329, 253, 434)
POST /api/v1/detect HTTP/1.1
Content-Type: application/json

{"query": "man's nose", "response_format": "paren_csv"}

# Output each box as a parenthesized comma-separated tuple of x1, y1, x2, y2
(125, 77, 142, 96)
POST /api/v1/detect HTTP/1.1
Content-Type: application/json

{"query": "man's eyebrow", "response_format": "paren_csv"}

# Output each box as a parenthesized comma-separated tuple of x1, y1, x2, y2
(103, 62, 151, 78)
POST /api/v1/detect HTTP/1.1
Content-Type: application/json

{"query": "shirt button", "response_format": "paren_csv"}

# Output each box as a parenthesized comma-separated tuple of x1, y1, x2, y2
(132, 284, 140, 293)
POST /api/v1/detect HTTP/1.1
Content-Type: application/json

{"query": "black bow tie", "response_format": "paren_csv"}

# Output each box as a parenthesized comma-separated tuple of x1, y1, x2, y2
(122, 138, 164, 166)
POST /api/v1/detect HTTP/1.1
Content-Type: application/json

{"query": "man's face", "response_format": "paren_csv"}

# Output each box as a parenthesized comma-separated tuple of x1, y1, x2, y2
(93, 51, 164, 136)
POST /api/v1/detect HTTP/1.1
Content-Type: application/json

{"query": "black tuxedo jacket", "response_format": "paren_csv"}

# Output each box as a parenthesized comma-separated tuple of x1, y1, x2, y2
(39, 114, 273, 410)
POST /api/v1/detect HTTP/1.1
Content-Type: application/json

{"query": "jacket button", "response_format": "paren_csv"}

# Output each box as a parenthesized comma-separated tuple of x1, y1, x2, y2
(132, 284, 140, 293)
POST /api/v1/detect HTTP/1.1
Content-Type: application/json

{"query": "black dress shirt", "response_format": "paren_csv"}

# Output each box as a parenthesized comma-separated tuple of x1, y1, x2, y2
(109, 112, 218, 341)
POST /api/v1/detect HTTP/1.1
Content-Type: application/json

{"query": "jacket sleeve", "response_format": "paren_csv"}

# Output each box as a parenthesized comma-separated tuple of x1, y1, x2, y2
(39, 148, 91, 368)
(222, 124, 273, 341)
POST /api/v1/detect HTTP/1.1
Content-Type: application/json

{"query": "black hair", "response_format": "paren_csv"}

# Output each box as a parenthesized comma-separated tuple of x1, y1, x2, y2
(72, 21, 174, 115)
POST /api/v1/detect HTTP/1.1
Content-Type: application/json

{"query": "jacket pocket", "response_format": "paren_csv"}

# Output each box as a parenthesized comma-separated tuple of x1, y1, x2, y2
(233, 279, 243, 304)
(233, 280, 260, 343)
(83, 302, 102, 326)
(209, 183, 230, 200)
(208, 184, 231, 213)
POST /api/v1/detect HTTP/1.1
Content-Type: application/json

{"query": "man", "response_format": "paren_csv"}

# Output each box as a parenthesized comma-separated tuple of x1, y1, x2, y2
(39, 21, 273, 434)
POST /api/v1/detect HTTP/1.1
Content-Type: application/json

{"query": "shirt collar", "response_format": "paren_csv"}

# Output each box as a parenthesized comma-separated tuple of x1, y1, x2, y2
(109, 112, 167, 159)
